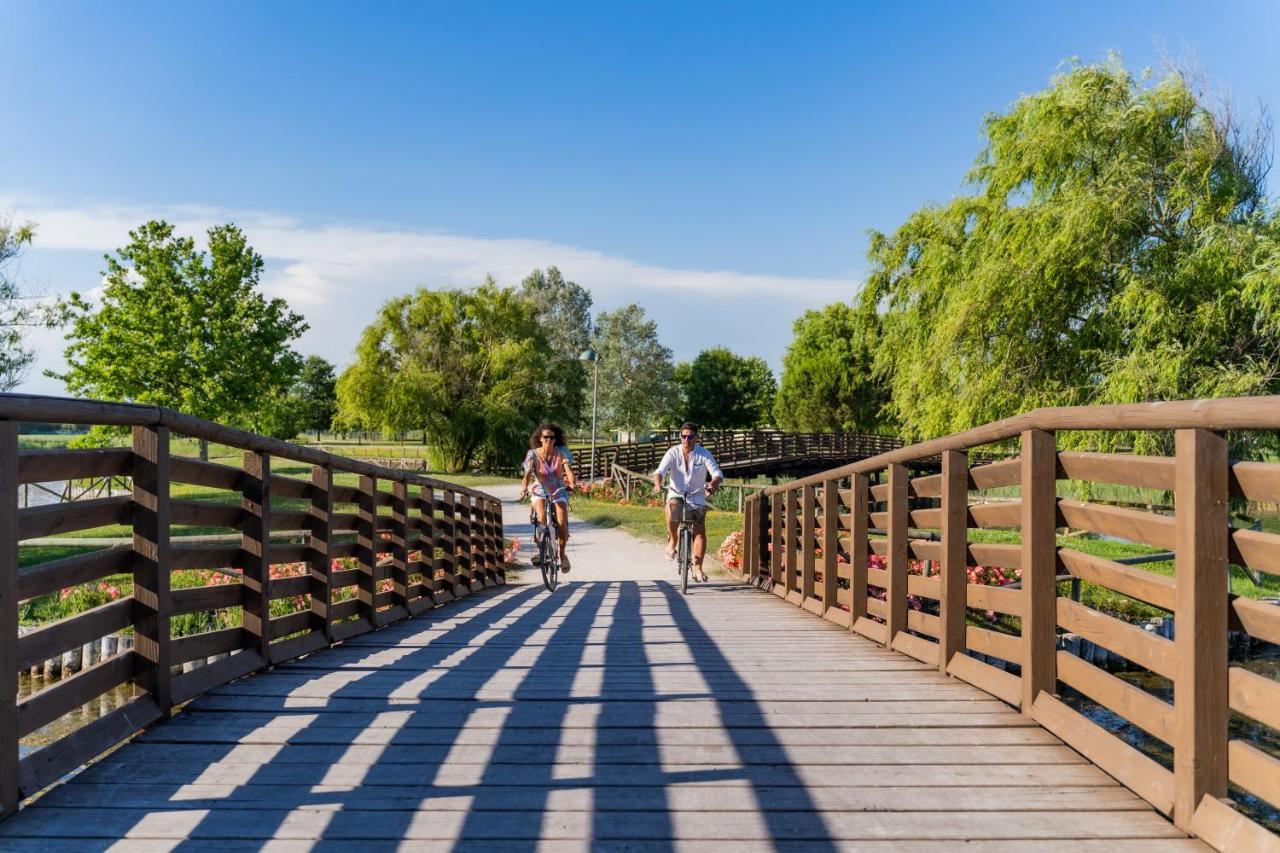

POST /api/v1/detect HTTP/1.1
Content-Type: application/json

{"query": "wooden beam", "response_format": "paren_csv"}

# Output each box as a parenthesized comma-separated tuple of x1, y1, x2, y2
(390, 479, 410, 609)
(784, 488, 799, 596)
(849, 473, 869, 630)
(886, 463, 909, 642)
(821, 480, 839, 614)
(357, 475, 378, 624)
(309, 465, 334, 643)
(801, 484, 816, 602)
(1020, 429, 1057, 714)
(0, 421, 18, 817)
(131, 425, 172, 712)
(241, 450, 271, 666)
(939, 449, 968, 672)
(769, 491, 783, 588)
(1172, 428, 1229, 831)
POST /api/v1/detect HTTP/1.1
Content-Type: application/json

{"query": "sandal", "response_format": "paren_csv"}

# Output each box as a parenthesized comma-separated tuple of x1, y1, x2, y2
(560, 552, 571, 573)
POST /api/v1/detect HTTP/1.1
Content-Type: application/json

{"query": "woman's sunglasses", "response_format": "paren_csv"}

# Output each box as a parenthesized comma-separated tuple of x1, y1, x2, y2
(540, 434, 556, 440)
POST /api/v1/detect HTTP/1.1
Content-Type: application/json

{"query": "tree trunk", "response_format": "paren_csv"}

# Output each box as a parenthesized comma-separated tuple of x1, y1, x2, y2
(199, 438, 209, 462)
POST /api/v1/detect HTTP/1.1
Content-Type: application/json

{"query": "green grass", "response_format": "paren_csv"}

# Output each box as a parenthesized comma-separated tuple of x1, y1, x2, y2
(570, 496, 742, 571)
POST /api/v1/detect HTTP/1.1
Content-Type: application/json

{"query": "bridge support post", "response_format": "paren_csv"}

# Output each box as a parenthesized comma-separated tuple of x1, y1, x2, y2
(132, 426, 173, 707)
(1020, 430, 1057, 714)
(939, 450, 968, 672)
(1, 421, 19, 818)
(849, 473, 869, 629)
(821, 479, 839, 618)
(357, 475, 378, 626)
(886, 464, 909, 643)
(801, 485, 817, 603)
(769, 492, 783, 589)
(309, 465, 334, 643)
(390, 480, 411, 610)
(784, 489, 799, 599)
(1172, 428, 1228, 830)
(420, 486, 447, 603)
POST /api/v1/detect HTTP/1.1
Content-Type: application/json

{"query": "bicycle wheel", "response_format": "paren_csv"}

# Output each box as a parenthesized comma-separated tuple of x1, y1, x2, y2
(539, 522, 557, 591)
(679, 525, 691, 595)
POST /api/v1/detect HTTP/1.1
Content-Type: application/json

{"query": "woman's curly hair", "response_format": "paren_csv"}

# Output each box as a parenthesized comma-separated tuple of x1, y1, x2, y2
(528, 422, 568, 450)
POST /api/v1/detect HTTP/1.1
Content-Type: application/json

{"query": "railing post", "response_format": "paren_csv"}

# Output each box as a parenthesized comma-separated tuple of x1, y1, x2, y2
(390, 479, 410, 614)
(784, 488, 799, 598)
(442, 490, 466, 599)
(801, 484, 816, 602)
(489, 498, 505, 585)
(420, 485, 443, 603)
(850, 473, 869, 627)
(939, 449, 968, 671)
(1173, 428, 1229, 830)
(457, 493, 475, 592)
(886, 463, 909, 642)
(821, 478, 839, 616)
(1, 421, 19, 817)
(309, 464, 334, 644)
(242, 450, 272, 665)
(742, 499, 756, 580)
(357, 474, 378, 625)
(755, 494, 770, 583)
(769, 492, 783, 588)
(132, 425, 172, 708)
(1020, 429, 1057, 713)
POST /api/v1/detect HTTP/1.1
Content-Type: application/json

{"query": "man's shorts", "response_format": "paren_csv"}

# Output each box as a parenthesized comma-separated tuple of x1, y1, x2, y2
(667, 498, 706, 524)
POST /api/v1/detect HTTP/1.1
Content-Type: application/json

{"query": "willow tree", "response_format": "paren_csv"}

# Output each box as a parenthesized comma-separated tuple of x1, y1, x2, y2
(336, 281, 554, 472)
(859, 57, 1280, 450)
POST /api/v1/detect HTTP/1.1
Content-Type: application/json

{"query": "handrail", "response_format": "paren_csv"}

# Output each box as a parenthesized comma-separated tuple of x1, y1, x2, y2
(739, 395, 1280, 851)
(0, 393, 507, 819)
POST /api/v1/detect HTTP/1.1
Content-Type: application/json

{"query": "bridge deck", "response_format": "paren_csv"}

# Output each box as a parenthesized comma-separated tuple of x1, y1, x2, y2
(0, 495, 1200, 850)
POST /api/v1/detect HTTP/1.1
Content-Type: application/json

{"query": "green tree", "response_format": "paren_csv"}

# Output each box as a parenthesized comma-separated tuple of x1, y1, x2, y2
(0, 217, 66, 390)
(520, 266, 592, 426)
(256, 355, 337, 441)
(674, 347, 777, 429)
(53, 220, 308, 456)
(336, 280, 554, 472)
(591, 304, 679, 435)
(774, 302, 890, 433)
(859, 58, 1280, 448)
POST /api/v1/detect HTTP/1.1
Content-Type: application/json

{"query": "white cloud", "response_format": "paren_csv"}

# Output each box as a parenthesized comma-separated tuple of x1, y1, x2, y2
(2, 197, 861, 395)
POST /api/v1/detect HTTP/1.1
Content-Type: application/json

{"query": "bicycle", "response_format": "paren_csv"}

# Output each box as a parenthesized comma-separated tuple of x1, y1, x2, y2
(530, 486, 569, 592)
(671, 491, 705, 595)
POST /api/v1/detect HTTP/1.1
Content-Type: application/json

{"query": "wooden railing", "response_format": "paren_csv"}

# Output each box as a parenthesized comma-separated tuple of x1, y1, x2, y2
(740, 397, 1280, 850)
(0, 394, 506, 818)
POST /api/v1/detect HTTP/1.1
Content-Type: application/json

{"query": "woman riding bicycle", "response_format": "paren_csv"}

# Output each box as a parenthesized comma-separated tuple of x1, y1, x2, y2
(519, 422, 577, 572)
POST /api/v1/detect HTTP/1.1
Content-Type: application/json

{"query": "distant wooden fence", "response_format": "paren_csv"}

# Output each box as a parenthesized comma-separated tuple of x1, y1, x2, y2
(741, 396, 1280, 851)
(0, 394, 506, 818)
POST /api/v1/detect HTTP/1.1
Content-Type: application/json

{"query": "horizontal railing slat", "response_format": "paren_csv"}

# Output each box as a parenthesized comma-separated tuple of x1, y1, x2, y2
(18, 546, 131, 601)
(18, 448, 132, 485)
(18, 496, 132, 540)
(17, 652, 137, 737)
(17, 598, 134, 670)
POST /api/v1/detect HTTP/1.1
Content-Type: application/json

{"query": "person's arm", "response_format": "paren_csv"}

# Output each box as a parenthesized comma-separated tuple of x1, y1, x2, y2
(703, 449, 724, 496)
(559, 453, 577, 491)
(652, 448, 672, 494)
(519, 451, 533, 498)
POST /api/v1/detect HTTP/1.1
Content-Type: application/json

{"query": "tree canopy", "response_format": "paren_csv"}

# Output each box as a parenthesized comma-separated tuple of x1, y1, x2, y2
(591, 304, 679, 435)
(336, 281, 555, 471)
(259, 355, 337, 441)
(54, 220, 307, 436)
(675, 347, 776, 429)
(520, 266, 592, 427)
(0, 216, 65, 391)
(854, 57, 1280, 448)
(773, 302, 889, 433)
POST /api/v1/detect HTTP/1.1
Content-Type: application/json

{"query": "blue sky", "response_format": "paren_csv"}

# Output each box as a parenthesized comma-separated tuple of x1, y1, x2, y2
(3, 1, 1278, 395)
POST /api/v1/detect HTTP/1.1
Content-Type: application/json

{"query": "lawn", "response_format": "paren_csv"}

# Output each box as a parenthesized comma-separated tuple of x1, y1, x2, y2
(569, 495, 742, 574)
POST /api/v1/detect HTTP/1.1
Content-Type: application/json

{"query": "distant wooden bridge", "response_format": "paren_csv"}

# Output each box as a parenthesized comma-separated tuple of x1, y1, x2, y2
(0, 393, 1277, 850)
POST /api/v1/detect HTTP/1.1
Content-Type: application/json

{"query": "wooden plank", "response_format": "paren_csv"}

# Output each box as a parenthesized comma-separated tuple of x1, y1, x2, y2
(866, 596, 888, 619)
(769, 491, 783, 587)
(171, 628, 248, 665)
(1057, 598, 1177, 679)
(1058, 549, 1175, 611)
(1229, 597, 1280, 646)
(909, 508, 941, 529)
(939, 447, 968, 672)
(309, 465, 334, 642)
(868, 567, 889, 588)
(1229, 527, 1280, 576)
(907, 609, 940, 637)
(240, 451, 271, 667)
(909, 539, 941, 562)
(1032, 692, 1175, 815)
(268, 473, 311, 500)
(17, 651, 136, 737)
(1057, 451, 1175, 491)
(17, 545, 132, 602)
(1191, 794, 1280, 853)
(17, 495, 132, 540)
(17, 598, 133, 670)
(1228, 739, 1280, 810)
(170, 649, 264, 705)
(907, 574, 940, 599)
(170, 583, 241, 615)
(1230, 460, 1280, 504)
(969, 501, 1021, 529)
(849, 474, 869, 626)
(17, 695, 164, 798)
(967, 582, 1023, 617)
(969, 542, 1021, 569)
(269, 574, 309, 599)
(269, 629, 328, 665)
(1229, 665, 1280, 731)
(946, 653, 1021, 707)
(892, 631, 940, 666)
(130, 425, 171, 713)
(966, 625, 1022, 665)
(970, 457, 1021, 490)
(852, 616, 888, 645)
(17, 447, 132, 484)
(1057, 500, 1176, 550)
(168, 500, 243, 529)
(801, 484, 816, 601)
(169, 456, 243, 490)
(170, 545, 240, 570)
(1021, 429, 1056, 714)
(0, 420, 17, 817)
(357, 475, 378, 622)
(1172, 428, 1229, 831)
(909, 472, 941, 497)
(1056, 651, 1174, 743)
(784, 488, 799, 596)
(269, 610, 311, 640)
(886, 463, 909, 642)
(329, 615, 372, 642)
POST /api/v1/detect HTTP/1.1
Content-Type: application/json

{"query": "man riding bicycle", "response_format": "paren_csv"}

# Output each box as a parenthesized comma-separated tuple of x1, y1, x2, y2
(652, 422, 723, 583)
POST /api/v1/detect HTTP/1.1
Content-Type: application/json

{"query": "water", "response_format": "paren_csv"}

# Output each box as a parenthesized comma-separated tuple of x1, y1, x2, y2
(17, 673, 137, 760)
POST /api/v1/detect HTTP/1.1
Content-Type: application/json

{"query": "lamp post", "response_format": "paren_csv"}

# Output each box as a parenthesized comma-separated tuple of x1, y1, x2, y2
(580, 349, 600, 481)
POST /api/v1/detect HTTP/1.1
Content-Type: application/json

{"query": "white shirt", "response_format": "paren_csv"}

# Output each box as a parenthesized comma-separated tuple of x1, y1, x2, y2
(654, 444, 723, 507)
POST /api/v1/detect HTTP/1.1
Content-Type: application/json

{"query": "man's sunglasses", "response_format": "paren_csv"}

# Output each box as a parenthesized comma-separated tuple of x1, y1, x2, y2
(680, 434, 695, 440)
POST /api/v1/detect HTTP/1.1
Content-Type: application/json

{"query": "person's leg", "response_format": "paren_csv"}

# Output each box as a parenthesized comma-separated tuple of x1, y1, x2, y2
(693, 518, 708, 581)
(554, 500, 571, 571)
(531, 497, 548, 563)
(664, 500, 678, 559)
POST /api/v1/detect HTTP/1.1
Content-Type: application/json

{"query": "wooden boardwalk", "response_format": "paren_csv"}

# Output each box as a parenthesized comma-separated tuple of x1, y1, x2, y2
(0, 578, 1200, 851)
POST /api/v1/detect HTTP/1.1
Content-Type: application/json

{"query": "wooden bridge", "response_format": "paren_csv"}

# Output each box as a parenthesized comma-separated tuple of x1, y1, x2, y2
(0, 394, 1277, 850)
